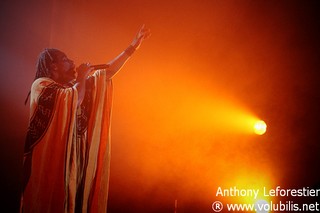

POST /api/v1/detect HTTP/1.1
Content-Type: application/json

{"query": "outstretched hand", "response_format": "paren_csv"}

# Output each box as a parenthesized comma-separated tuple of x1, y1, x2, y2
(131, 24, 151, 50)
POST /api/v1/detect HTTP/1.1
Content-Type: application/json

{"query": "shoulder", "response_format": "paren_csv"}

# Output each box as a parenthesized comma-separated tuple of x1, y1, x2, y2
(31, 77, 71, 92)
(31, 77, 56, 90)
(30, 78, 66, 101)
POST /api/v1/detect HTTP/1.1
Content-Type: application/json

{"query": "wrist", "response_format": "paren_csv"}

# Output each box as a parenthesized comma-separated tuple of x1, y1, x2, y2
(124, 45, 136, 56)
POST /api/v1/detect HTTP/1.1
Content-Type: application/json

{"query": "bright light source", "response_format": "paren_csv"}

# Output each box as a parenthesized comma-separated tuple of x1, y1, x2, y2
(254, 199, 269, 213)
(254, 120, 267, 135)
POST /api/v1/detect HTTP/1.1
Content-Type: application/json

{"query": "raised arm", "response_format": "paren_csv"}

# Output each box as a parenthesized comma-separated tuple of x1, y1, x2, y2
(105, 25, 151, 78)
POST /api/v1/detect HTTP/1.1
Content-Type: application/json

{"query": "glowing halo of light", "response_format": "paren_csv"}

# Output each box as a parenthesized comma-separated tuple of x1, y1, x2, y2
(254, 120, 267, 135)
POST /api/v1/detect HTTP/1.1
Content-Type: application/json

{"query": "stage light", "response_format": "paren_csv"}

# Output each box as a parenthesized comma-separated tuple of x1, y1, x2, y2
(254, 120, 267, 135)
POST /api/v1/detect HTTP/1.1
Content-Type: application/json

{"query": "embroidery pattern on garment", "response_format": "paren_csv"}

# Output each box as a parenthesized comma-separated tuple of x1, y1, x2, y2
(24, 83, 64, 154)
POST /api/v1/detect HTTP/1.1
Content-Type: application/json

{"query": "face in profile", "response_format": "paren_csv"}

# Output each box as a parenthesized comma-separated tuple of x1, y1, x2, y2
(51, 52, 77, 84)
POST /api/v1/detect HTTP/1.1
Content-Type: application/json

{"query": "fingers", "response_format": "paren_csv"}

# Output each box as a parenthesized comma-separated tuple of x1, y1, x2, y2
(79, 62, 93, 70)
(139, 24, 151, 40)
(131, 24, 151, 49)
(143, 28, 151, 39)
(77, 63, 94, 76)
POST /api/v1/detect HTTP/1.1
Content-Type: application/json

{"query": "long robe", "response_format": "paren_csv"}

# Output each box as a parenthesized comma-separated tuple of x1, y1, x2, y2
(22, 70, 113, 213)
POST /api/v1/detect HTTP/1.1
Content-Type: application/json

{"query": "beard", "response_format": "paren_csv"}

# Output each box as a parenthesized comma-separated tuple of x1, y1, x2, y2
(56, 67, 77, 85)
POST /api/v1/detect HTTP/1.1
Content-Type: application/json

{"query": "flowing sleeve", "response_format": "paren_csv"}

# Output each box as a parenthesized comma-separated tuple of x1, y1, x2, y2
(24, 78, 78, 154)
(22, 78, 78, 213)
(79, 69, 113, 213)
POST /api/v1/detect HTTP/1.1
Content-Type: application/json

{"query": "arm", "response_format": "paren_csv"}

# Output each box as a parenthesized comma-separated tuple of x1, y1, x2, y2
(105, 25, 151, 78)
(73, 63, 93, 106)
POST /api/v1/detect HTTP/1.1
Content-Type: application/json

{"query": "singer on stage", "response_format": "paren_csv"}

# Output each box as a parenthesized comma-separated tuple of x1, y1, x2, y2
(21, 25, 150, 213)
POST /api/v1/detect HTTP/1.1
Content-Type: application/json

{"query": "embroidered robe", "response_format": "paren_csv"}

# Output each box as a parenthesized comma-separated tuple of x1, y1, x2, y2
(22, 70, 113, 213)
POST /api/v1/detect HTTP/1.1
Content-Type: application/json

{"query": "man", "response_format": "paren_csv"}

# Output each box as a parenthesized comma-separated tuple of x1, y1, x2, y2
(21, 25, 150, 213)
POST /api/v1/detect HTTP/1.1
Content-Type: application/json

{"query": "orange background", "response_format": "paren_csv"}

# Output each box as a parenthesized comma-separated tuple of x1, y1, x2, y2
(1, 0, 319, 212)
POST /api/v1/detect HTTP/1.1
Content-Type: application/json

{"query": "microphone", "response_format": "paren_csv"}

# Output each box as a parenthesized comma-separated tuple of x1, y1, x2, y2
(90, 64, 109, 70)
